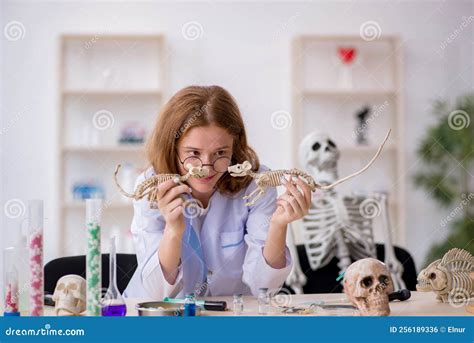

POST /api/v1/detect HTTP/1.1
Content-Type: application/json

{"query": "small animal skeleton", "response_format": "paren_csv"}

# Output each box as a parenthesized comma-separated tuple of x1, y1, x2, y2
(114, 164, 209, 208)
(416, 248, 473, 303)
(228, 129, 390, 206)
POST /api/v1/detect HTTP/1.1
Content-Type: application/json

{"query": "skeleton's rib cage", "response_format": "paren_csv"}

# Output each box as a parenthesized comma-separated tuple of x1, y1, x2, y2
(302, 194, 377, 271)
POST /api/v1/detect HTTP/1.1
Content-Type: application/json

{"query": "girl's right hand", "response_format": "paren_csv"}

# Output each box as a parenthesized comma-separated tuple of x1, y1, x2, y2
(155, 179, 192, 236)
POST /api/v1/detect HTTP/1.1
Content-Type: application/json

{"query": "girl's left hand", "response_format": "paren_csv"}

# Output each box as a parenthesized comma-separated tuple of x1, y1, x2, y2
(270, 176, 312, 226)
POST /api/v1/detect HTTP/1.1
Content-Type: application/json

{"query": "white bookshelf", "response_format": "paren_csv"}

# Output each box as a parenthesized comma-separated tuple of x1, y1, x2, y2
(57, 34, 167, 256)
(291, 35, 406, 246)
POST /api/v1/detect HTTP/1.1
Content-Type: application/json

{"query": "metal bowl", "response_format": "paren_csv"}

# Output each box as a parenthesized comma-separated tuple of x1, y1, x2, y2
(135, 301, 202, 316)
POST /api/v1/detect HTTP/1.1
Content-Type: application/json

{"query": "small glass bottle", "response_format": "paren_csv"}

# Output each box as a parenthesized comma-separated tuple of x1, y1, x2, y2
(233, 294, 243, 315)
(183, 293, 196, 316)
(258, 288, 270, 315)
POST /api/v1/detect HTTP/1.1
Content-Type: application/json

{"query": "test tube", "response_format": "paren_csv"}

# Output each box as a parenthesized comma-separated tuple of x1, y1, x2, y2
(3, 247, 20, 316)
(86, 199, 102, 316)
(28, 200, 44, 316)
(258, 288, 270, 315)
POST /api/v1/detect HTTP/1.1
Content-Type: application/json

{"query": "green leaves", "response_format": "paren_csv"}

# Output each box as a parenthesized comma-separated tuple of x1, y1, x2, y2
(413, 93, 474, 207)
(414, 93, 473, 264)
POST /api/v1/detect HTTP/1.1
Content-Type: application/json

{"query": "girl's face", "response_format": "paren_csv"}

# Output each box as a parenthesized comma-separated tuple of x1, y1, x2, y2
(177, 123, 233, 195)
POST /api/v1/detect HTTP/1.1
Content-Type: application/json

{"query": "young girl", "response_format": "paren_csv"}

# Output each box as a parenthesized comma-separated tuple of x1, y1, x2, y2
(123, 85, 312, 299)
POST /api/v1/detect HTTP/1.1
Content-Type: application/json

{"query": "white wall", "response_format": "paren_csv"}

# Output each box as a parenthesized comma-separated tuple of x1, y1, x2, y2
(1, 1, 472, 276)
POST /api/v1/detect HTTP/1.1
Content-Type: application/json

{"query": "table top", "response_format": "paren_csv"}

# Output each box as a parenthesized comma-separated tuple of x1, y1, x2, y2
(5, 292, 473, 317)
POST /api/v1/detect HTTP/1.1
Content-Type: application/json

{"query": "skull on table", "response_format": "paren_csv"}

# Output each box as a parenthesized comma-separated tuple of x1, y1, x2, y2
(343, 258, 394, 316)
(52, 274, 86, 316)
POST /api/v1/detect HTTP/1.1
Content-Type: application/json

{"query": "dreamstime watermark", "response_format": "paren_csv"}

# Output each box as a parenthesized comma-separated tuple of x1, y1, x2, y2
(359, 197, 382, 219)
(271, 110, 292, 130)
(79, 25, 115, 54)
(83, 34, 100, 51)
(4, 21, 26, 41)
(175, 101, 211, 139)
(448, 110, 470, 131)
(182, 21, 204, 41)
(352, 101, 389, 140)
(3, 199, 26, 219)
(273, 13, 300, 41)
(95, 199, 115, 218)
(440, 193, 473, 227)
(183, 198, 204, 220)
(359, 21, 381, 41)
(92, 110, 115, 130)
(4, 324, 84, 337)
(448, 287, 471, 308)
(270, 287, 293, 308)
(439, 16, 474, 52)
(0, 107, 27, 136)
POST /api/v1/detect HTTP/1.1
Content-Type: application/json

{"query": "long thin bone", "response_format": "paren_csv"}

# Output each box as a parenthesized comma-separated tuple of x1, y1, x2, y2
(319, 129, 391, 190)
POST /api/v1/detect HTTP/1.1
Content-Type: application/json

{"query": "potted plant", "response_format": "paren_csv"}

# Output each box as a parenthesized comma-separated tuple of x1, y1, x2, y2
(413, 93, 473, 264)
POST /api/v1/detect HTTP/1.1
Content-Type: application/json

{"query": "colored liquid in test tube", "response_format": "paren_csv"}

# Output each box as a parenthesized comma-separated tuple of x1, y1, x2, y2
(86, 199, 102, 316)
(101, 236, 127, 316)
(3, 247, 20, 316)
(28, 200, 44, 316)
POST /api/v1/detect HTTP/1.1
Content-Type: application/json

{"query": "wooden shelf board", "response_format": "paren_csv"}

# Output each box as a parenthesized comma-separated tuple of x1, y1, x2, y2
(61, 34, 165, 41)
(63, 89, 162, 96)
(299, 34, 398, 43)
(301, 89, 397, 97)
(339, 145, 396, 153)
(62, 145, 145, 153)
(63, 201, 133, 210)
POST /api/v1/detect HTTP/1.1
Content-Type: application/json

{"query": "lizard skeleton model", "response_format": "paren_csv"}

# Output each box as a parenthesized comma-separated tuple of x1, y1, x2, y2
(114, 164, 208, 208)
(228, 130, 391, 206)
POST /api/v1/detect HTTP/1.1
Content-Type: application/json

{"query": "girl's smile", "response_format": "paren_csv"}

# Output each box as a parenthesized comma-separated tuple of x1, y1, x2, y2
(196, 173, 217, 184)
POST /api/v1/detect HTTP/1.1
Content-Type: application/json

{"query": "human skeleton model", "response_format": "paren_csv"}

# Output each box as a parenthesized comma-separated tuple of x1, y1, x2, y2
(281, 130, 405, 293)
(114, 164, 209, 209)
(416, 248, 473, 303)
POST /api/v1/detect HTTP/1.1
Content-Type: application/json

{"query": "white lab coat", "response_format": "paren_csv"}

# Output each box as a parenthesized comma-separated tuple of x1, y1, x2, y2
(123, 165, 292, 299)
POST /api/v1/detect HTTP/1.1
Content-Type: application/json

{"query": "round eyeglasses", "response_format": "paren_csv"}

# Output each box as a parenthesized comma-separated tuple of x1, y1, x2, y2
(178, 156, 232, 173)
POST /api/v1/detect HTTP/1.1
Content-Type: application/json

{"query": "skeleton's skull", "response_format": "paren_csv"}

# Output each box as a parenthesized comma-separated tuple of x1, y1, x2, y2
(343, 258, 394, 316)
(416, 260, 446, 293)
(299, 132, 340, 184)
(52, 275, 86, 316)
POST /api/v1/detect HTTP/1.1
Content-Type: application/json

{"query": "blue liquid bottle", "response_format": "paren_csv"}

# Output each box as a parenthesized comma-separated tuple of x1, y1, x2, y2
(101, 236, 127, 316)
(183, 293, 196, 316)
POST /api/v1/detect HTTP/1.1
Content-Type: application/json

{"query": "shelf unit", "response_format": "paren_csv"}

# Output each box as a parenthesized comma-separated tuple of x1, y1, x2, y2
(57, 34, 167, 256)
(291, 35, 406, 245)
